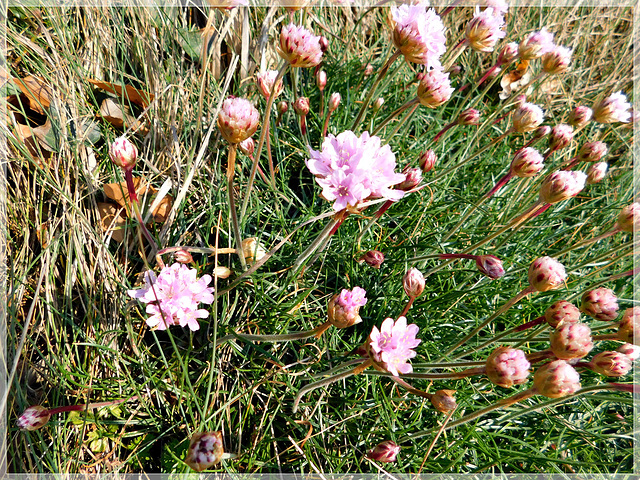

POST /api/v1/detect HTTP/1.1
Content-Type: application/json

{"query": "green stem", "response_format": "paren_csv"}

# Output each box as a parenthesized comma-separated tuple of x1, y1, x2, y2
(226, 144, 247, 271)
(389, 103, 419, 138)
(366, 366, 485, 381)
(216, 323, 326, 347)
(371, 97, 419, 136)
(292, 214, 341, 272)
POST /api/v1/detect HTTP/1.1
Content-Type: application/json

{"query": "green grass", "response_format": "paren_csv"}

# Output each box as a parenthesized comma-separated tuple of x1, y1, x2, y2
(4, 3, 635, 474)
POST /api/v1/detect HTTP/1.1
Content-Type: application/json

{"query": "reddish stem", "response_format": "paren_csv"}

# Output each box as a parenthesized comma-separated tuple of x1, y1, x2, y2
(433, 122, 457, 143)
(484, 172, 513, 199)
(400, 296, 415, 318)
(477, 63, 501, 87)
(328, 211, 349, 236)
(514, 315, 545, 332)
(529, 203, 552, 220)
(124, 170, 139, 202)
(607, 383, 635, 394)
(439, 253, 477, 261)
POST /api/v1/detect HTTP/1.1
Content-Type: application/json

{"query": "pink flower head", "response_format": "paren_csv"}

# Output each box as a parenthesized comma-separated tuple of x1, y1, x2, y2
(512, 102, 544, 133)
(510, 147, 544, 178)
(617, 343, 640, 361)
(368, 317, 421, 376)
(533, 360, 581, 399)
(485, 347, 531, 388)
(617, 202, 640, 233)
(539, 170, 587, 204)
(416, 69, 454, 108)
(278, 23, 323, 68)
(465, 7, 506, 53)
(391, 4, 447, 69)
(217, 96, 260, 144)
(576, 141, 608, 163)
(568, 106, 593, 128)
(550, 321, 593, 360)
(548, 124, 574, 151)
(545, 300, 581, 328)
(542, 45, 572, 75)
(580, 287, 619, 321)
(17, 405, 51, 431)
(497, 42, 519, 64)
(367, 440, 401, 463)
(586, 162, 608, 185)
(527, 256, 566, 292)
(476, 254, 505, 279)
(306, 131, 405, 212)
(185, 431, 224, 472)
(256, 70, 284, 99)
(593, 91, 632, 124)
(617, 307, 640, 345)
(109, 136, 137, 171)
(591, 351, 632, 377)
(519, 28, 555, 61)
(328, 286, 368, 329)
(128, 263, 214, 331)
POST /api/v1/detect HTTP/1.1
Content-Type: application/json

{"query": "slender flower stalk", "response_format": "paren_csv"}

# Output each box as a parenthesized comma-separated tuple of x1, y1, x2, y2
(226, 144, 246, 270)
(372, 98, 419, 136)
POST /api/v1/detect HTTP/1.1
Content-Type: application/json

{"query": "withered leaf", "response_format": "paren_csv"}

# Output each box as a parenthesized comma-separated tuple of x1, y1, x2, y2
(97, 202, 127, 243)
(88, 78, 154, 109)
(103, 177, 172, 223)
(12, 76, 53, 115)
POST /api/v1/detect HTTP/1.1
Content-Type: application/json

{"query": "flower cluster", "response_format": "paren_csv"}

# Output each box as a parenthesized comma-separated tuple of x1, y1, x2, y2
(391, 4, 447, 70)
(278, 23, 324, 68)
(327, 287, 367, 328)
(367, 317, 421, 376)
(465, 7, 506, 53)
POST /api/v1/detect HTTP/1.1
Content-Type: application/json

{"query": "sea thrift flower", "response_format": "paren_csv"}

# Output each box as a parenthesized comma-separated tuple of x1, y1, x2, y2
(316, 70, 327, 91)
(213, 266, 232, 279)
(256, 70, 284, 99)
(367, 440, 401, 463)
(541, 45, 572, 75)
(617, 307, 640, 345)
(548, 124, 574, 151)
(533, 360, 581, 399)
(586, 162, 607, 185)
(109, 136, 137, 171)
(593, 91, 632, 124)
(305, 131, 405, 212)
(397, 166, 422, 191)
(591, 351, 632, 377)
(518, 28, 555, 61)
(485, 347, 531, 388)
(458, 108, 481, 125)
(539, 170, 587, 204)
(319, 36, 329, 52)
(528, 256, 566, 292)
(128, 263, 214, 331)
(185, 431, 224, 472)
(576, 141, 608, 163)
(512, 103, 544, 133)
(616, 202, 640, 233)
(545, 300, 581, 328)
(238, 137, 255, 156)
(478, 0, 509, 16)
(550, 321, 593, 360)
(293, 97, 310, 116)
(391, 4, 447, 69)
(416, 69, 454, 108)
(568, 106, 593, 128)
(174, 248, 193, 264)
(367, 316, 421, 376)
(476, 254, 505, 279)
(617, 343, 640, 361)
(497, 42, 519, 64)
(430, 389, 457, 413)
(580, 287, 619, 321)
(510, 147, 544, 178)
(358, 250, 385, 268)
(278, 24, 323, 68)
(465, 7, 506, 53)
(217, 97, 260, 144)
(373, 97, 385, 112)
(403, 267, 425, 298)
(242, 237, 267, 266)
(16, 406, 51, 431)
(327, 287, 367, 329)
(419, 149, 437, 172)
(329, 92, 341, 112)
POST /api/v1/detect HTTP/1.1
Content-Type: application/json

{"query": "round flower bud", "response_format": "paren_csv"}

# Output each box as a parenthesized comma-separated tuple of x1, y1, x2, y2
(278, 23, 323, 68)
(316, 70, 327, 91)
(550, 321, 593, 360)
(185, 431, 224, 472)
(242, 237, 266, 266)
(174, 248, 193, 264)
(277, 101, 289, 115)
(485, 347, 531, 388)
(397, 166, 422, 191)
(518, 28, 555, 61)
(617, 343, 640, 361)
(373, 97, 385, 112)
(528, 256, 567, 292)
(539, 170, 587, 204)
(367, 440, 400, 463)
(545, 300, 581, 328)
(465, 7, 506, 53)
(532, 125, 551, 140)
(293, 97, 310, 116)
(458, 108, 481, 126)
(329, 92, 341, 112)
(616, 202, 640, 233)
(319, 36, 329, 53)
(497, 42, 519, 64)
(238, 137, 255, 156)
(617, 307, 640, 345)
(541, 45, 572, 75)
(416, 69, 454, 108)
(510, 147, 544, 178)
(586, 162, 608, 185)
(256, 70, 284, 99)
(419, 149, 437, 173)
(475, 254, 505, 279)
(512, 102, 544, 133)
(403, 267, 425, 298)
(593, 91, 631, 124)
(448, 64, 462, 77)
(109, 136, 138, 171)
(327, 287, 367, 329)
(533, 360, 581, 399)
(217, 97, 260, 144)
(580, 287, 619, 321)
(213, 266, 232, 279)
(364, 63, 374, 76)
(548, 124, 574, 151)
(591, 351, 632, 377)
(358, 250, 385, 269)
(568, 106, 593, 128)
(430, 389, 457, 413)
(576, 141, 608, 163)
(16, 405, 51, 431)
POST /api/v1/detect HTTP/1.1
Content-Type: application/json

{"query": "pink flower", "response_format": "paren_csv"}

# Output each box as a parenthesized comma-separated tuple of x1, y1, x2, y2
(306, 131, 405, 211)
(550, 321, 593, 360)
(256, 70, 284, 99)
(416, 69, 454, 108)
(539, 170, 587, 204)
(367, 317, 421, 376)
(617, 202, 640, 233)
(485, 347, 531, 388)
(109, 136, 137, 171)
(512, 102, 544, 133)
(391, 4, 447, 69)
(465, 7, 506, 53)
(128, 263, 214, 331)
(542, 45, 572, 75)
(577, 141, 608, 163)
(544, 300, 581, 328)
(185, 432, 224, 472)
(586, 162, 608, 185)
(568, 106, 593, 128)
(527, 256, 566, 292)
(478, 0, 509, 16)
(533, 360, 581, 399)
(367, 440, 401, 463)
(217, 97, 260, 144)
(593, 91, 632, 124)
(519, 28, 555, 61)
(278, 24, 323, 68)
(328, 287, 368, 328)
(548, 124, 574, 151)
(510, 147, 544, 178)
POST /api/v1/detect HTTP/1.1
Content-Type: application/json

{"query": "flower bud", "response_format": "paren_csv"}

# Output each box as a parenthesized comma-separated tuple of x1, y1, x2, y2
(217, 96, 260, 144)
(576, 141, 608, 163)
(539, 170, 587, 204)
(373, 97, 385, 112)
(448, 64, 462, 77)
(586, 162, 608, 185)
(528, 256, 567, 292)
(593, 91, 631, 124)
(541, 45, 572, 75)
(497, 42, 519, 64)
(616, 202, 640, 233)
(329, 92, 341, 112)
(238, 137, 255, 156)
(548, 124, 574, 151)
(256, 70, 284, 99)
(568, 106, 593, 128)
(396, 166, 422, 191)
(391, 5, 446, 67)
(366, 440, 400, 463)
(174, 248, 193, 264)
(580, 287, 619, 321)
(242, 237, 266, 266)
(364, 63, 374, 76)
(419, 149, 437, 173)
(550, 321, 593, 360)
(510, 147, 544, 178)
(109, 136, 138, 171)
(458, 108, 481, 126)
(185, 431, 224, 472)
(617, 343, 640, 361)
(358, 250, 385, 269)
(617, 307, 640, 345)
(465, 7, 506, 53)
(293, 97, 310, 117)
(319, 36, 329, 53)
(213, 266, 232, 279)
(532, 125, 551, 140)
(533, 360, 581, 399)
(16, 405, 51, 431)
(430, 389, 457, 413)
(403, 267, 425, 298)
(512, 102, 544, 133)
(518, 28, 555, 61)
(278, 23, 323, 68)
(545, 300, 580, 328)
(417, 70, 454, 108)
(485, 347, 531, 388)
(327, 287, 367, 329)
(277, 101, 289, 115)
(316, 70, 327, 91)
(591, 351, 632, 377)
(475, 254, 505, 279)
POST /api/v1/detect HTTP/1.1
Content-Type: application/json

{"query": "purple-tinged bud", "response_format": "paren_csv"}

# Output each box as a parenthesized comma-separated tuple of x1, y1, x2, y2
(185, 431, 224, 472)
(109, 136, 138, 171)
(519, 28, 555, 61)
(174, 248, 193, 264)
(256, 70, 284, 99)
(16, 405, 51, 431)
(616, 202, 640, 233)
(430, 389, 457, 413)
(327, 287, 367, 329)
(586, 162, 608, 185)
(366, 440, 400, 463)
(541, 45, 572, 75)
(510, 147, 544, 178)
(485, 347, 531, 388)
(593, 91, 631, 124)
(550, 321, 593, 360)
(329, 92, 341, 112)
(528, 256, 567, 292)
(293, 97, 310, 116)
(419, 150, 437, 173)
(458, 108, 481, 126)
(548, 124, 574, 151)
(417, 70, 454, 108)
(278, 24, 323, 68)
(358, 250, 385, 269)
(497, 42, 519, 64)
(277, 101, 289, 115)
(577, 141, 608, 163)
(475, 254, 505, 279)
(617, 343, 640, 361)
(617, 307, 640, 345)
(373, 97, 385, 112)
(397, 166, 422, 191)
(580, 287, 619, 321)
(403, 267, 425, 299)
(217, 96, 260, 144)
(364, 63, 374, 76)
(591, 351, 632, 377)
(319, 36, 329, 53)
(568, 106, 593, 128)
(513, 102, 544, 133)
(238, 137, 255, 156)
(533, 359, 581, 399)
(448, 64, 462, 77)
(539, 170, 587, 204)
(545, 300, 581, 328)
(533, 125, 551, 139)
(316, 70, 327, 91)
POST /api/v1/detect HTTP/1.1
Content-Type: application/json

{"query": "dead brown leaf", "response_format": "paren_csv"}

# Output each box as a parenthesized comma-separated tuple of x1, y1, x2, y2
(103, 177, 173, 223)
(98, 97, 146, 133)
(12, 76, 53, 114)
(87, 78, 154, 109)
(97, 202, 127, 243)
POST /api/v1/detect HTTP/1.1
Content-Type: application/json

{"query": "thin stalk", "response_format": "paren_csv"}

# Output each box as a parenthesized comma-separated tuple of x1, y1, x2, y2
(226, 144, 247, 271)
(368, 366, 485, 381)
(432, 121, 457, 143)
(399, 296, 415, 318)
(371, 97, 419, 136)
(47, 396, 139, 416)
(389, 103, 419, 138)
(292, 215, 341, 272)
(463, 316, 549, 356)
(124, 169, 158, 259)
(216, 323, 327, 347)
(306, 211, 350, 268)
(552, 227, 619, 258)
(265, 121, 275, 184)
